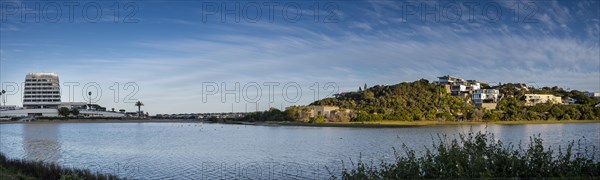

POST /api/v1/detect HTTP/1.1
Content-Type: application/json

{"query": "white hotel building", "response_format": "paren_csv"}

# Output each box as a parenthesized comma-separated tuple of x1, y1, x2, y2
(23, 73, 61, 109)
(0, 73, 125, 118)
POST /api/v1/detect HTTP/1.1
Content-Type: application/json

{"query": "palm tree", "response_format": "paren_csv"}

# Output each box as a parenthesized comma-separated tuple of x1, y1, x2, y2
(135, 101, 144, 118)
(1, 90, 5, 106)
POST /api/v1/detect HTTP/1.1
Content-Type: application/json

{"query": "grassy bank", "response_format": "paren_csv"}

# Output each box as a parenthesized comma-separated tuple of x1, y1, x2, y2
(0, 153, 121, 180)
(266, 120, 600, 128)
(344, 119, 600, 125)
(336, 131, 600, 179)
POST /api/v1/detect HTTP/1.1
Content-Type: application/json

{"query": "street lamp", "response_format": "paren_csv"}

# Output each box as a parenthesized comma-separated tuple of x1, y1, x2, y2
(88, 91, 92, 110)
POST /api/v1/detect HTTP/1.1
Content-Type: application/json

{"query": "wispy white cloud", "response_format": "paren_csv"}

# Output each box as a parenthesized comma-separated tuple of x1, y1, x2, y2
(349, 21, 373, 31)
(0, 24, 20, 31)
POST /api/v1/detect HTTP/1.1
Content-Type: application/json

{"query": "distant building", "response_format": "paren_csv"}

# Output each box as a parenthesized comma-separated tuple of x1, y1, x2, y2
(292, 105, 350, 122)
(585, 92, 600, 99)
(23, 73, 61, 109)
(78, 110, 126, 118)
(0, 73, 125, 118)
(515, 83, 529, 91)
(450, 84, 467, 95)
(564, 98, 577, 105)
(59, 102, 87, 109)
(436, 75, 480, 96)
(489, 83, 529, 92)
(472, 89, 499, 109)
(436, 75, 465, 85)
(0, 105, 18, 111)
(309, 106, 339, 119)
(1, 109, 59, 117)
(524, 94, 562, 106)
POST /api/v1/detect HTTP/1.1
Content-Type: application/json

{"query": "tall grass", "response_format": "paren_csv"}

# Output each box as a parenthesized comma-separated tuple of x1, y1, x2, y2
(0, 153, 121, 180)
(338, 131, 599, 179)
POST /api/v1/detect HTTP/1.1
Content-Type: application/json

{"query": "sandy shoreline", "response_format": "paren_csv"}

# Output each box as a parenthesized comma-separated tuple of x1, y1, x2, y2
(263, 120, 600, 128)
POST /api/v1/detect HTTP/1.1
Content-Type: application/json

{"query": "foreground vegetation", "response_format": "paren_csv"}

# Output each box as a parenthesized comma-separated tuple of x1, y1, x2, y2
(337, 131, 599, 179)
(0, 153, 121, 180)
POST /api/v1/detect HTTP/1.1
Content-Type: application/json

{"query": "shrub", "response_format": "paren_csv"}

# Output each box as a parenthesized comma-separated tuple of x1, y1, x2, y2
(338, 131, 599, 179)
(0, 153, 121, 180)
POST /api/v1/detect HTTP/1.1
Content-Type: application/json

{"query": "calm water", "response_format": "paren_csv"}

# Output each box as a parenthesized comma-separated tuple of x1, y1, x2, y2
(1, 122, 599, 179)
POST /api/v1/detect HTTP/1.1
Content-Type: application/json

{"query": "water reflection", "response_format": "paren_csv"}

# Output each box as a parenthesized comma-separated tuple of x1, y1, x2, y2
(22, 123, 61, 162)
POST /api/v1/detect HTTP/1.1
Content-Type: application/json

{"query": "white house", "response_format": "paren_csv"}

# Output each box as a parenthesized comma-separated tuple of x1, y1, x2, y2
(564, 98, 577, 105)
(436, 75, 465, 85)
(472, 89, 500, 109)
(437, 75, 481, 96)
(524, 94, 562, 106)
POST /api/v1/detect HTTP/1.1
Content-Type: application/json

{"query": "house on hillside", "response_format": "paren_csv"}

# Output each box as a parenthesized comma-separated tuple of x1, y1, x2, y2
(295, 105, 351, 122)
(524, 94, 562, 106)
(586, 92, 600, 99)
(563, 97, 577, 105)
(435, 75, 465, 85)
(309, 106, 339, 119)
(515, 83, 529, 91)
(435, 75, 481, 97)
(472, 89, 500, 109)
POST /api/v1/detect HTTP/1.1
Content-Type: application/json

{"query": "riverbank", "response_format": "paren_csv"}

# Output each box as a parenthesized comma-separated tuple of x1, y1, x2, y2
(1, 118, 599, 127)
(260, 120, 600, 128)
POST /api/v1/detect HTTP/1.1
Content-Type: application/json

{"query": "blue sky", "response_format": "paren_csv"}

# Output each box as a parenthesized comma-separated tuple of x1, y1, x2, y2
(1, 0, 599, 114)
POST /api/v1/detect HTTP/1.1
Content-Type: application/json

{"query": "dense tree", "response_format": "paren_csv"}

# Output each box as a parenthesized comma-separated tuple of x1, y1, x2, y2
(71, 109, 80, 116)
(311, 79, 472, 121)
(467, 108, 484, 121)
(238, 108, 293, 122)
(58, 107, 71, 117)
(480, 83, 491, 89)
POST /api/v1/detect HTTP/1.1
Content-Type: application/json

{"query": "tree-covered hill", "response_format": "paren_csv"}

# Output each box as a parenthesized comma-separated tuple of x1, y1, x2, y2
(310, 79, 600, 121)
(240, 79, 600, 122)
(311, 79, 471, 121)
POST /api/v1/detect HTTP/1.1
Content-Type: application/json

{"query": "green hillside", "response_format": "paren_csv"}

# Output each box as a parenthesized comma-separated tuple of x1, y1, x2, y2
(240, 78, 600, 122)
(310, 79, 600, 121)
(311, 79, 469, 121)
